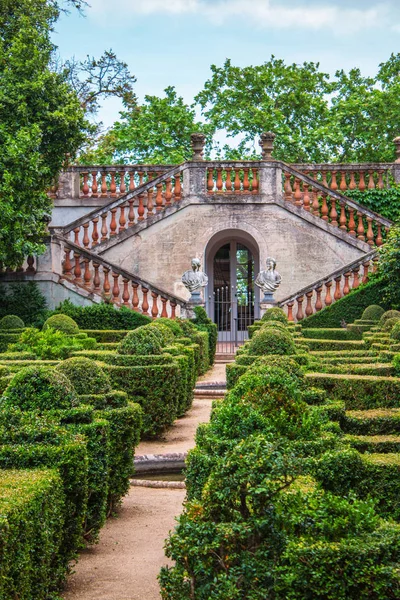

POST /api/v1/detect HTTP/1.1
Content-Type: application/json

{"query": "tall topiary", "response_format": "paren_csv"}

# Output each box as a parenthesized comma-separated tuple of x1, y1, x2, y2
(0, 315, 25, 330)
(56, 357, 112, 395)
(361, 305, 385, 321)
(1, 366, 78, 412)
(118, 326, 163, 355)
(43, 314, 79, 335)
(261, 307, 288, 324)
(148, 321, 175, 345)
(248, 328, 296, 356)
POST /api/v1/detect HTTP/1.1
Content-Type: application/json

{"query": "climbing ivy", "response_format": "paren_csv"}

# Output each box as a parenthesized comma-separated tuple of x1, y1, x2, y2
(345, 185, 400, 222)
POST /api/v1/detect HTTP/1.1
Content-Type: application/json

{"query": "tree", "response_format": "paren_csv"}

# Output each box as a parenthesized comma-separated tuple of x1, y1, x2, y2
(0, 0, 88, 268)
(378, 221, 400, 308)
(80, 86, 213, 165)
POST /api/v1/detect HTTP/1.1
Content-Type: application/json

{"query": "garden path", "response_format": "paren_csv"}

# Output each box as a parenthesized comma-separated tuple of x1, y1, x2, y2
(62, 361, 227, 600)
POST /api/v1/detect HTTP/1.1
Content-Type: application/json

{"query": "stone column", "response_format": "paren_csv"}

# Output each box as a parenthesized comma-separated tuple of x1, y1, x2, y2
(57, 170, 80, 198)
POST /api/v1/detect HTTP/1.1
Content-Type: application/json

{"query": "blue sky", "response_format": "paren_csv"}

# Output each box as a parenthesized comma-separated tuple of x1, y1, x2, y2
(54, 0, 400, 128)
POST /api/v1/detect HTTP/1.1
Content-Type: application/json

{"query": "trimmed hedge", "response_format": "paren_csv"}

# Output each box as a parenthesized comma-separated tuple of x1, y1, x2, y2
(118, 326, 163, 356)
(301, 339, 365, 351)
(0, 469, 65, 599)
(80, 330, 130, 343)
(56, 357, 112, 395)
(247, 327, 296, 356)
(53, 300, 152, 330)
(346, 434, 400, 454)
(342, 409, 400, 435)
(0, 315, 25, 330)
(43, 314, 79, 334)
(302, 327, 362, 340)
(0, 332, 21, 352)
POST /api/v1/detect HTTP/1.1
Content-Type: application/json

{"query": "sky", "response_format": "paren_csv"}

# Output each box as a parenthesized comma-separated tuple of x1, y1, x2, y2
(53, 0, 400, 129)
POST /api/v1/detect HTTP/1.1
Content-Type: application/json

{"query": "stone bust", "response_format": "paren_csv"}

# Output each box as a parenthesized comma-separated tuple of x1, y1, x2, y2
(182, 258, 208, 302)
(255, 257, 282, 302)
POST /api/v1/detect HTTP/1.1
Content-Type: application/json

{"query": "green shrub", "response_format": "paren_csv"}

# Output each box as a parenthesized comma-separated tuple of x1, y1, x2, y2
(78, 390, 129, 409)
(362, 305, 385, 321)
(380, 310, 400, 325)
(302, 327, 362, 340)
(10, 327, 96, 359)
(118, 325, 163, 356)
(156, 317, 183, 336)
(261, 306, 288, 323)
(342, 409, 400, 435)
(80, 330, 129, 343)
(248, 327, 296, 356)
(390, 321, 400, 341)
(0, 315, 25, 330)
(346, 434, 400, 454)
(148, 321, 175, 345)
(53, 299, 151, 330)
(192, 307, 218, 365)
(0, 469, 65, 599)
(0, 332, 21, 352)
(43, 314, 79, 334)
(56, 357, 112, 395)
(301, 338, 365, 351)
(1, 366, 78, 412)
(382, 316, 400, 331)
(0, 282, 48, 326)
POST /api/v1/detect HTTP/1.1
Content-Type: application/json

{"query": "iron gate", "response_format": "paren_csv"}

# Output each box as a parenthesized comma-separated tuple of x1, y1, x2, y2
(210, 286, 255, 354)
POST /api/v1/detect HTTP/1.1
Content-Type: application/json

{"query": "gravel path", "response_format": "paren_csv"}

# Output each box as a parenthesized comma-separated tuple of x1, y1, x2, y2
(62, 362, 226, 600)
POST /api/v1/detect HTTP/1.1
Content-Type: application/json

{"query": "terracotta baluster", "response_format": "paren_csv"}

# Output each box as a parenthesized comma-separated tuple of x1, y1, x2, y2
(322, 171, 328, 188)
(83, 258, 91, 288)
(294, 178, 302, 206)
(366, 217, 374, 246)
(91, 218, 99, 247)
(161, 297, 168, 318)
(312, 186, 320, 216)
(101, 213, 108, 241)
(128, 200, 135, 226)
(303, 183, 310, 211)
(216, 168, 223, 192)
(93, 262, 101, 291)
(138, 171, 144, 186)
(110, 208, 118, 236)
(334, 276, 342, 300)
(119, 205, 127, 232)
(372, 257, 379, 273)
(315, 286, 323, 311)
(377, 170, 384, 190)
(376, 223, 383, 247)
(296, 296, 304, 321)
(330, 171, 338, 191)
(343, 272, 351, 295)
(362, 261, 370, 284)
(100, 172, 108, 197)
(110, 172, 117, 197)
(339, 202, 347, 231)
(234, 168, 241, 192)
(122, 278, 130, 306)
(352, 267, 360, 289)
(73, 227, 81, 246)
(174, 173, 182, 201)
(340, 171, 347, 192)
(103, 267, 111, 297)
(207, 168, 214, 192)
(156, 183, 163, 211)
(131, 283, 140, 311)
(170, 302, 177, 319)
(112, 272, 120, 303)
(147, 185, 154, 216)
(138, 194, 145, 221)
(368, 170, 375, 190)
(321, 194, 329, 221)
(349, 171, 356, 190)
(119, 171, 126, 195)
(82, 172, 89, 197)
(358, 171, 366, 192)
(73, 252, 82, 282)
(151, 292, 159, 319)
(251, 168, 259, 193)
(305, 291, 313, 316)
(82, 223, 90, 248)
(348, 208, 356, 236)
(284, 173, 292, 202)
(129, 172, 135, 192)
(357, 212, 365, 241)
(165, 178, 172, 206)
(225, 168, 232, 192)
(287, 302, 294, 322)
(243, 168, 250, 192)
(91, 171, 98, 197)
(64, 249, 72, 277)
(26, 255, 35, 273)
(141, 287, 149, 315)
(325, 281, 333, 306)
(330, 198, 338, 226)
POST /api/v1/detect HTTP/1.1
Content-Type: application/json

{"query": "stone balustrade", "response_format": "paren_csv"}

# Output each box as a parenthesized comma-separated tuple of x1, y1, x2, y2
(278, 250, 378, 321)
(59, 239, 186, 318)
(0, 256, 36, 276)
(292, 163, 394, 192)
(205, 162, 260, 193)
(281, 165, 392, 247)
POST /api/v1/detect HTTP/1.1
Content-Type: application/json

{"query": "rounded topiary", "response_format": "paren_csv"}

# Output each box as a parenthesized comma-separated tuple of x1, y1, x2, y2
(248, 327, 296, 356)
(43, 314, 79, 335)
(261, 307, 288, 324)
(155, 318, 183, 337)
(250, 355, 304, 385)
(1, 366, 78, 412)
(148, 321, 175, 345)
(56, 357, 111, 395)
(380, 310, 400, 327)
(260, 321, 291, 333)
(361, 305, 385, 322)
(118, 325, 163, 355)
(382, 317, 400, 332)
(0, 315, 25, 330)
(391, 321, 400, 341)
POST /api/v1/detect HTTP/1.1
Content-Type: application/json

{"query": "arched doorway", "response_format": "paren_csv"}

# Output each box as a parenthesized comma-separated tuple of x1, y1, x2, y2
(205, 231, 260, 349)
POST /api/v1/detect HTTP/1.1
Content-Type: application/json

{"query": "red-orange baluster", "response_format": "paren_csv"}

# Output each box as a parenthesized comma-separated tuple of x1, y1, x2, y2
(129, 172, 135, 192)
(83, 258, 91, 288)
(73, 252, 82, 282)
(377, 170, 384, 190)
(321, 194, 329, 220)
(119, 205, 127, 232)
(368, 170, 375, 190)
(101, 213, 108, 241)
(349, 171, 356, 190)
(251, 168, 259, 193)
(334, 276, 342, 300)
(284, 172, 292, 202)
(122, 278, 130, 306)
(131, 283, 139, 311)
(243, 168, 249, 192)
(156, 183, 163, 211)
(315, 286, 323, 311)
(225, 168, 232, 192)
(348, 209, 356, 236)
(358, 171, 366, 192)
(325, 281, 333, 306)
(112, 272, 120, 303)
(330, 171, 338, 191)
(151, 292, 159, 319)
(110, 208, 117, 236)
(82, 172, 89, 197)
(287, 302, 294, 322)
(82, 223, 90, 248)
(138, 171, 144, 186)
(91, 218, 99, 247)
(216, 168, 223, 192)
(165, 178, 172, 206)
(294, 178, 302, 207)
(110, 172, 117, 197)
(170, 302, 177, 319)
(207, 168, 214, 193)
(174, 173, 182, 201)
(340, 171, 347, 192)
(138, 194, 145, 221)
(305, 291, 313, 316)
(119, 171, 126, 195)
(103, 267, 111, 297)
(343, 272, 351, 295)
(100, 172, 108, 197)
(366, 217, 374, 246)
(362, 261, 370, 284)
(322, 171, 328, 188)
(91, 171, 98, 197)
(296, 296, 304, 321)
(303, 183, 310, 211)
(147, 185, 154, 216)
(128, 199, 135, 226)
(161, 297, 168, 318)
(141, 287, 149, 315)
(339, 202, 347, 231)
(352, 267, 360, 289)
(312, 186, 320, 216)
(376, 223, 383, 247)
(357, 212, 365, 241)
(64, 249, 72, 277)
(234, 168, 241, 192)
(330, 198, 338, 227)
(93, 262, 100, 291)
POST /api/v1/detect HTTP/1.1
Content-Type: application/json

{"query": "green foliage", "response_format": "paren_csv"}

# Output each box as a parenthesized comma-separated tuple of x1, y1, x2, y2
(56, 357, 112, 395)
(148, 321, 175, 345)
(0, 469, 65, 600)
(0, 0, 87, 267)
(0, 315, 24, 330)
(380, 309, 400, 325)
(301, 278, 389, 328)
(362, 304, 385, 321)
(302, 327, 362, 340)
(382, 316, 400, 331)
(391, 321, 400, 341)
(43, 314, 79, 334)
(53, 300, 151, 330)
(379, 224, 400, 308)
(248, 327, 296, 356)
(192, 307, 218, 366)
(346, 185, 400, 222)
(0, 283, 47, 325)
(118, 325, 163, 356)
(261, 306, 289, 324)
(10, 327, 97, 359)
(1, 366, 78, 412)
(343, 409, 400, 435)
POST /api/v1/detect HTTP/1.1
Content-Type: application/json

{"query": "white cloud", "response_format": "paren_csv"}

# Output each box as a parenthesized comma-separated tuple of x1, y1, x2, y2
(88, 0, 393, 32)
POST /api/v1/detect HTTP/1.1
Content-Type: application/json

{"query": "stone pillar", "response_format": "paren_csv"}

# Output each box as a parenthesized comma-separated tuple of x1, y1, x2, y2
(259, 298, 278, 317)
(393, 137, 400, 182)
(57, 170, 80, 198)
(259, 131, 276, 160)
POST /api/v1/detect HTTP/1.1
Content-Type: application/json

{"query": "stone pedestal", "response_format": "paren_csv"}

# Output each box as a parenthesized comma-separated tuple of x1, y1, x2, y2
(181, 298, 205, 320)
(260, 299, 277, 317)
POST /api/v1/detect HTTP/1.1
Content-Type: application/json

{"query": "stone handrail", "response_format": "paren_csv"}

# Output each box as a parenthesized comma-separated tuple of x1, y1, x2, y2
(56, 237, 187, 318)
(278, 249, 378, 321)
(292, 162, 395, 192)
